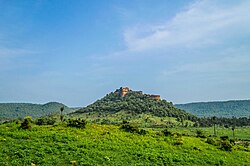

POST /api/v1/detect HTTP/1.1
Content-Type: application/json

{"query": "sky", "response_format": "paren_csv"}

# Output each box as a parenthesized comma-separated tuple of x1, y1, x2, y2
(1, 0, 250, 107)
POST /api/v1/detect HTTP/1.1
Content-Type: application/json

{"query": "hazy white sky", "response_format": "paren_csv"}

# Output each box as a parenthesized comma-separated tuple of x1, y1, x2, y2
(1, 0, 250, 106)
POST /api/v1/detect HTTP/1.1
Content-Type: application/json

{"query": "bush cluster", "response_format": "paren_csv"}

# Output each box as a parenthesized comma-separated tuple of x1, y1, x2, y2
(120, 123, 147, 135)
(67, 119, 87, 128)
(206, 135, 234, 151)
(20, 116, 32, 130)
(162, 129, 172, 136)
(196, 130, 206, 138)
(35, 117, 56, 125)
(220, 140, 233, 151)
(206, 137, 217, 145)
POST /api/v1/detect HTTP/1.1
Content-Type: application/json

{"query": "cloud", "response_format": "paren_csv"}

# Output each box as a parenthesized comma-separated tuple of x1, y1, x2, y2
(123, 0, 250, 52)
(161, 49, 250, 82)
(0, 47, 37, 71)
(0, 47, 35, 58)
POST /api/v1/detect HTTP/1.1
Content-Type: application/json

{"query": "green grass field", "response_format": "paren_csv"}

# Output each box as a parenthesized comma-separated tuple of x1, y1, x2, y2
(0, 122, 249, 166)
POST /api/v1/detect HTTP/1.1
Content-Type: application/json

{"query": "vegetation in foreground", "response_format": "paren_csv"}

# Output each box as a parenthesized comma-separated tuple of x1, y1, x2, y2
(0, 120, 249, 166)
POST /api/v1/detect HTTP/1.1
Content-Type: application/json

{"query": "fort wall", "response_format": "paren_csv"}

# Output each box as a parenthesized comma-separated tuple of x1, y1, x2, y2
(119, 87, 160, 100)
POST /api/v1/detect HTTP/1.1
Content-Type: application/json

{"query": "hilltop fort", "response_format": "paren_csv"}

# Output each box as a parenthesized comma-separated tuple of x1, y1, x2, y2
(119, 87, 129, 97)
(119, 87, 161, 100)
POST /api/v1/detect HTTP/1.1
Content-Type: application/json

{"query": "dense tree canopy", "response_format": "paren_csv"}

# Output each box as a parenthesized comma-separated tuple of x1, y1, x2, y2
(74, 89, 197, 121)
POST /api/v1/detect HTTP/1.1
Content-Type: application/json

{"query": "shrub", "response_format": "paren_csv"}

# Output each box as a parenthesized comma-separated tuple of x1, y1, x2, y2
(229, 139, 235, 145)
(162, 129, 172, 136)
(122, 120, 129, 124)
(220, 140, 233, 151)
(35, 117, 56, 125)
(175, 132, 182, 138)
(20, 116, 32, 130)
(196, 129, 206, 138)
(138, 129, 147, 135)
(174, 138, 184, 145)
(220, 136, 229, 141)
(67, 119, 87, 128)
(206, 137, 217, 145)
(101, 119, 111, 125)
(193, 147, 201, 151)
(243, 141, 250, 148)
(120, 123, 147, 135)
(120, 123, 139, 133)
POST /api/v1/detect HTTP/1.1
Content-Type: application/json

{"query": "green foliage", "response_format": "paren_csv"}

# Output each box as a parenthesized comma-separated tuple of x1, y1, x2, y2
(220, 140, 233, 151)
(67, 119, 87, 128)
(138, 129, 147, 135)
(20, 116, 32, 130)
(35, 117, 56, 125)
(206, 137, 217, 145)
(100, 119, 112, 125)
(242, 141, 250, 148)
(174, 137, 184, 145)
(176, 100, 250, 118)
(120, 123, 147, 135)
(0, 123, 250, 165)
(197, 116, 250, 128)
(74, 89, 197, 121)
(162, 128, 172, 136)
(220, 135, 229, 141)
(196, 129, 206, 138)
(166, 126, 250, 140)
(120, 123, 139, 133)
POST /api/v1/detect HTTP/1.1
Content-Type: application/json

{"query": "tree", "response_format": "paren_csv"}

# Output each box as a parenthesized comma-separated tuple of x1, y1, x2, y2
(21, 116, 32, 130)
(60, 106, 64, 122)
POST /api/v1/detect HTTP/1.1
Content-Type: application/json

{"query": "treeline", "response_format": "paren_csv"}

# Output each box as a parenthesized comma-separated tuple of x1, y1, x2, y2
(195, 116, 250, 127)
(74, 89, 197, 121)
(176, 100, 250, 118)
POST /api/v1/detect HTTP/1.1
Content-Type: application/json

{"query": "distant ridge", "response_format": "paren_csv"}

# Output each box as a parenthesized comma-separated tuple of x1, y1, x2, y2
(175, 100, 250, 118)
(0, 102, 74, 120)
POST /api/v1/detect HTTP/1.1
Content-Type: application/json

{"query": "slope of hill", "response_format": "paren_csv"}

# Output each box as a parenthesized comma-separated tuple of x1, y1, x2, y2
(72, 88, 197, 121)
(0, 102, 74, 120)
(0, 122, 249, 165)
(175, 100, 250, 118)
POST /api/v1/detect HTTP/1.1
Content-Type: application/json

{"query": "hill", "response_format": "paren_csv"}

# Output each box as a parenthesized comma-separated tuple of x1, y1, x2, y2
(0, 102, 74, 120)
(72, 87, 197, 122)
(175, 100, 250, 118)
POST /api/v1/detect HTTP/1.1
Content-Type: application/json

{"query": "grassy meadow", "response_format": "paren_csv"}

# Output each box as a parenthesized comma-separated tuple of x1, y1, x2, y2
(0, 121, 249, 166)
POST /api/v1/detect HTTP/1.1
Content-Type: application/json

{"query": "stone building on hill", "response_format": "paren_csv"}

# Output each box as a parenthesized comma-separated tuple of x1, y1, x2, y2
(150, 95, 161, 100)
(119, 87, 160, 100)
(119, 87, 129, 97)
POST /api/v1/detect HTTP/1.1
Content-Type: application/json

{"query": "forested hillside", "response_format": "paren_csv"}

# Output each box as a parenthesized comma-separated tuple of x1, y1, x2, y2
(175, 100, 250, 118)
(0, 102, 74, 120)
(73, 88, 197, 121)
